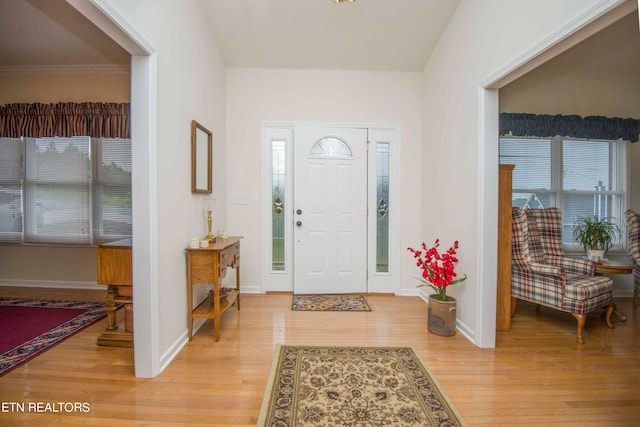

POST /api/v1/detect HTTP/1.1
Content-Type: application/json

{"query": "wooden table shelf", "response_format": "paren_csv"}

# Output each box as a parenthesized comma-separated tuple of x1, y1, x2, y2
(192, 291, 239, 318)
(185, 236, 242, 341)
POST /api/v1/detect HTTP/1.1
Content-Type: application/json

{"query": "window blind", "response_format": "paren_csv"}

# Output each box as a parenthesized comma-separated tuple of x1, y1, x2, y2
(93, 138, 132, 242)
(24, 137, 92, 244)
(562, 139, 625, 234)
(499, 138, 552, 191)
(0, 138, 24, 242)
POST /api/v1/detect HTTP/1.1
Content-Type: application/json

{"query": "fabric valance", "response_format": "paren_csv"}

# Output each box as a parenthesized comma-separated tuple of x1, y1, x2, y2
(0, 102, 130, 139)
(499, 112, 640, 143)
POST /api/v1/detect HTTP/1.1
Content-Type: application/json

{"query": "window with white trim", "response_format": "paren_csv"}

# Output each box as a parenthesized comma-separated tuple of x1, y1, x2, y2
(499, 136, 627, 247)
(0, 136, 131, 245)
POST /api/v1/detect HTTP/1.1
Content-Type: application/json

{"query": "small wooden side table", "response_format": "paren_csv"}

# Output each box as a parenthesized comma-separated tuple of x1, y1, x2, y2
(594, 260, 634, 275)
(185, 236, 242, 341)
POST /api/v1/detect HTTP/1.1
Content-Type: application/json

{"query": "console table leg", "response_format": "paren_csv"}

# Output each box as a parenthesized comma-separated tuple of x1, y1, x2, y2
(105, 285, 119, 331)
(236, 266, 241, 310)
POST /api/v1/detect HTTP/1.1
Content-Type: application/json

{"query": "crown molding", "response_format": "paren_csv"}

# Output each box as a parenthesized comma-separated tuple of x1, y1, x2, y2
(0, 64, 130, 76)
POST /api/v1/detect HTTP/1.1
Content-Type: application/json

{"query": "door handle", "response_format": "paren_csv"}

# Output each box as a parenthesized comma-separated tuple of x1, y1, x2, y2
(296, 221, 302, 227)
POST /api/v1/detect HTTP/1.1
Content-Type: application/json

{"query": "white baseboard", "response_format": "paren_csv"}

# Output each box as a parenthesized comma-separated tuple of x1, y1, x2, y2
(239, 285, 263, 294)
(399, 288, 421, 297)
(456, 320, 475, 343)
(0, 279, 107, 290)
(159, 331, 188, 374)
(613, 289, 634, 298)
(192, 317, 207, 334)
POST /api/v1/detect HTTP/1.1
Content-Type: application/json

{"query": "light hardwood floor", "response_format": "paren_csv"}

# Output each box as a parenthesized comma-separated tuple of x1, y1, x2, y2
(1, 287, 639, 426)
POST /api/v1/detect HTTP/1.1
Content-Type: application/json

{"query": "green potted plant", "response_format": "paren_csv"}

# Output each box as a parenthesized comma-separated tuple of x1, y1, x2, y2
(572, 216, 620, 262)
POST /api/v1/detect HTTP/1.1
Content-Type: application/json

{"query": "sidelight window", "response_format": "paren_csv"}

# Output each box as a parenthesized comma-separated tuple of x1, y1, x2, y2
(376, 142, 390, 272)
(272, 140, 286, 271)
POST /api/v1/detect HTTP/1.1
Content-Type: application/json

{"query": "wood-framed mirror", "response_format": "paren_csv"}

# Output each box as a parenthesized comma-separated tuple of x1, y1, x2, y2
(191, 120, 212, 193)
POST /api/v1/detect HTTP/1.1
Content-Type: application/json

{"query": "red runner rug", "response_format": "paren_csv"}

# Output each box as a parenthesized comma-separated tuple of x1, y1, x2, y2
(0, 298, 107, 376)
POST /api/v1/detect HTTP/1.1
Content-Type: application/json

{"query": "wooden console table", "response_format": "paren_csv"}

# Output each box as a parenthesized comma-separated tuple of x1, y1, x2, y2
(185, 236, 241, 341)
(96, 238, 133, 347)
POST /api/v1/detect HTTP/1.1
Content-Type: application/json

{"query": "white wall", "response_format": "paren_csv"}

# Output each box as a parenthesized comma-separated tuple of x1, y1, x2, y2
(226, 68, 423, 293)
(104, 0, 227, 374)
(420, 0, 626, 346)
(501, 78, 640, 119)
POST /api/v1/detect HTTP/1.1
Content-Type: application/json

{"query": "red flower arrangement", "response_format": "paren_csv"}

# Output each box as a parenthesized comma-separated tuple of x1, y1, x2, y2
(407, 239, 467, 301)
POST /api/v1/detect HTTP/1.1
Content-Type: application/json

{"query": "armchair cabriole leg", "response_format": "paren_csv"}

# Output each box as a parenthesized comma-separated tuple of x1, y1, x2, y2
(572, 313, 586, 345)
(605, 304, 615, 329)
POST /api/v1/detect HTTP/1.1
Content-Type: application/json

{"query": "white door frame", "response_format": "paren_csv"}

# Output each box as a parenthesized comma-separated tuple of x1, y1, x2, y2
(66, 0, 161, 378)
(261, 122, 401, 294)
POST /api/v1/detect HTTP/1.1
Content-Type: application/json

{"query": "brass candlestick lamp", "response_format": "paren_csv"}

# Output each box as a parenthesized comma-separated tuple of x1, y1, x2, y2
(203, 198, 216, 244)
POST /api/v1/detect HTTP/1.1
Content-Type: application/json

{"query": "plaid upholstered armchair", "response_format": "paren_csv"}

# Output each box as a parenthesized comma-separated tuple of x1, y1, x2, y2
(625, 209, 640, 311)
(511, 207, 615, 344)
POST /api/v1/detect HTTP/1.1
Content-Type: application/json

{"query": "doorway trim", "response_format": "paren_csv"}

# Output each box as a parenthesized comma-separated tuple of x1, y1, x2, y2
(260, 122, 401, 294)
(67, 0, 160, 377)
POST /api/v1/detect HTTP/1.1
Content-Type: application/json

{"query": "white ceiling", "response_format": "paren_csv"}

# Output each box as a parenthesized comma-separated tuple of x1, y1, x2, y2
(0, 0, 461, 72)
(0, 0, 638, 82)
(200, 0, 461, 71)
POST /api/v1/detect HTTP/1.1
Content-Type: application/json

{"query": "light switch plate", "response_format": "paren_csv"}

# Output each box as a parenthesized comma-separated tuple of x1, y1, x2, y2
(234, 193, 249, 205)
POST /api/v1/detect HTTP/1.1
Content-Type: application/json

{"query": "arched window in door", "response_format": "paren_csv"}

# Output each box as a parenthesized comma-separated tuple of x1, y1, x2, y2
(309, 137, 352, 158)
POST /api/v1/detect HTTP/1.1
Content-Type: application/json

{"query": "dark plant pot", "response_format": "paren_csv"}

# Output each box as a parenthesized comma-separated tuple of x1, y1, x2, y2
(427, 295, 457, 336)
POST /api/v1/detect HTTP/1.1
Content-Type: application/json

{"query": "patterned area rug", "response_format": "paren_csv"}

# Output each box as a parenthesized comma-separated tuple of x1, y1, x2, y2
(258, 345, 466, 426)
(0, 298, 107, 376)
(291, 294, 372, 311)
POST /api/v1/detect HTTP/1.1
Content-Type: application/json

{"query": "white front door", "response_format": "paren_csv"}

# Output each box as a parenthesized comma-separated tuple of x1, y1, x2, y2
(293, 126, 368, 294)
